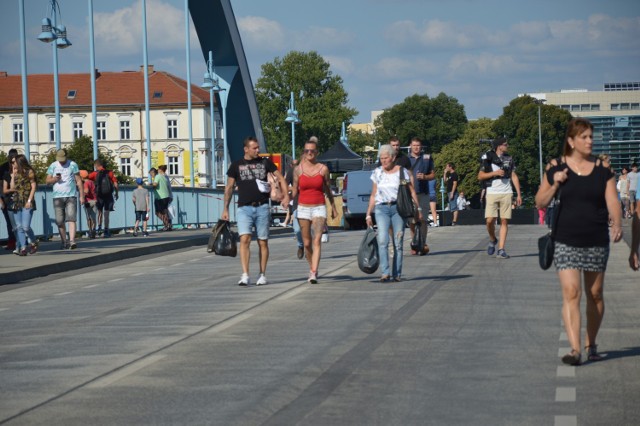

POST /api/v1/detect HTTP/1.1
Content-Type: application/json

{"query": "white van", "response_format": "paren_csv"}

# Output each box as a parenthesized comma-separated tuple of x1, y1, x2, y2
(342, 170, 373, 230)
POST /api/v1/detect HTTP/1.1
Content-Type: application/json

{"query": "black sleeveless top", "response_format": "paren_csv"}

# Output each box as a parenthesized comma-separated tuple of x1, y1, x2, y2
(546, 158, 613, 248)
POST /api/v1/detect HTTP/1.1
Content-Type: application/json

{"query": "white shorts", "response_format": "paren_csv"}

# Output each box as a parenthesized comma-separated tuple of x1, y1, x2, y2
(297, 204, 327, 220)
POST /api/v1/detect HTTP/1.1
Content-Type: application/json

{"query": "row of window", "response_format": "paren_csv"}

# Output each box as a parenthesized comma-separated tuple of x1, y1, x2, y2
(559, 103, 640, 112)
(9, 119, 180, 143)
(611, 103, 640, 111)
(119, 156, 180, 177)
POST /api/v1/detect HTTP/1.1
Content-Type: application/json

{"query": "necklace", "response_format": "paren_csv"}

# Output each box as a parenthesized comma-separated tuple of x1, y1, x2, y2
(568, 156, 589, 176)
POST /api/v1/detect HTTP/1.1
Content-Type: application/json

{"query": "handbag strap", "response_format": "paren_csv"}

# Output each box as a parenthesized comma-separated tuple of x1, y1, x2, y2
(550, 184, 562, 239)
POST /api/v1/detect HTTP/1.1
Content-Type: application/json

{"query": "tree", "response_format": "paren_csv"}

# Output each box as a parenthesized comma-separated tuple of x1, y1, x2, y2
(492, 96, 572, 200)
(375, 93, 468, 153)
(346, 129, 378, 163)
(433, 118, 495, 203)
(31, 136, 133, 184)
(255, 51, 357, 156)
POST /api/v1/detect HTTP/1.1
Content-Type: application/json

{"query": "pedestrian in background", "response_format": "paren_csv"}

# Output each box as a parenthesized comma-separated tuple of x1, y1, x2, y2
(286, 158, 304, 259)
(3, 155, 37, 256)
(535, 118, 622, 365)
(628, 163, 638, 217)
(444, 162, 460, 226)
(89, 159, 118, 238)
(291, 138, 337, 284)
(408, 137, 434, 254)
(45, 149, 85, 249)
(631, 195, 640, 271)
(617, 166, 631, 218)
(0, 148, 18, 251)
(80, 170, 98, 239)
(132, 178, 150, 237)
(150, 166, 172, 231)
(366, 144, 422, 282)
(221, 136, 289, 286)
(478, 137, 522, 259)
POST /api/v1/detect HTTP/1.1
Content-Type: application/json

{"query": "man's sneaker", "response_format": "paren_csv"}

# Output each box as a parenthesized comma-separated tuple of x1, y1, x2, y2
(308, 271, 318, 284)
(103, 229, 111, 238)
(297, 246, 304, 259)
(496, 248, 510, 259)
(487, 239, 498, 256)
(69, 241, 77, 250)
(256, 274, 268, 286)
(143, 231, 149, 237)
(238, 274, 250, 287)
(133, 228, 138, 237)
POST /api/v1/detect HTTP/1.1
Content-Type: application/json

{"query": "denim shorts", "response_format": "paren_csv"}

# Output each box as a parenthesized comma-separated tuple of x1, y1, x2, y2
(53, 197, 78, 226)
(237, 203, 270, 240)
(296, 204, 327, 220)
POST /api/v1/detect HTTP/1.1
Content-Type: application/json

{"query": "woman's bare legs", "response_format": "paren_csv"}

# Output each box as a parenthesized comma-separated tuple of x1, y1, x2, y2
(558, 269, 583, 353)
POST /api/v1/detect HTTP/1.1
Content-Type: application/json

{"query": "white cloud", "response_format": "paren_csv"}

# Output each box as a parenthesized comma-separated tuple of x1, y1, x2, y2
(325, 56, 355, 76)
(448, 53, 526, 76)
(296, 26, 355, 51)
(237, 16, 286, 52)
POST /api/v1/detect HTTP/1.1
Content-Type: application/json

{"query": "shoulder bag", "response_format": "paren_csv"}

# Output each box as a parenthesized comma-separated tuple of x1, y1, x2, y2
(538, 176, 562, 270)
(396, 167, 416, 219)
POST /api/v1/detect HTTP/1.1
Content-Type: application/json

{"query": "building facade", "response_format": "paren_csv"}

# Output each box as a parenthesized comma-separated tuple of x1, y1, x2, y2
(527, 82, 640, 172)
(0, 67, 225, 187)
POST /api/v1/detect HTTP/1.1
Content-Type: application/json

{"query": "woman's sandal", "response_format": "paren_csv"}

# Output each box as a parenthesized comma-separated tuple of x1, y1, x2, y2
(561, 349, 582, 366)
(380, 275, 391, 282)
(585, 345, 603, 362)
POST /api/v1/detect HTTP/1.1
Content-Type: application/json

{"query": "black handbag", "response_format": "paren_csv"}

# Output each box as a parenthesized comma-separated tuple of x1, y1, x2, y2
(538, 188, 561, 270)
(358, 227, 379, 274)
(396, 167, 415, 219)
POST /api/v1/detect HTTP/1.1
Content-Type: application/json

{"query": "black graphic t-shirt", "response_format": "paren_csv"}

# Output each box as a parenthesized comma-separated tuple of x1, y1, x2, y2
(227, 157, 278, 206)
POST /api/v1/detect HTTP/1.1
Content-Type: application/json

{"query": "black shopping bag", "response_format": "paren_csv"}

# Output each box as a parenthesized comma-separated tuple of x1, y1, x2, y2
(213, 220, 238, 257)
(358, 227, 379, 274)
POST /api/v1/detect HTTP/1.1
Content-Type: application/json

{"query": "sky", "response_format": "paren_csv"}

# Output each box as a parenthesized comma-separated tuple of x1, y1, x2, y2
(1, 0, 639, 123)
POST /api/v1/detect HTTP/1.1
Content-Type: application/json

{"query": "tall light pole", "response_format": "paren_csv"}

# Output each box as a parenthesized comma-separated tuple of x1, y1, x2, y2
(201, 51, 223, 188)
(88, 0, 98, 160)
(38, 0, 72, 151)
(536, 99, 547, 184)
(285, 91, 301, 160)
(141, 0, 152, 181)
(184, 0, 194, 187)
(18, 0, 30, 158)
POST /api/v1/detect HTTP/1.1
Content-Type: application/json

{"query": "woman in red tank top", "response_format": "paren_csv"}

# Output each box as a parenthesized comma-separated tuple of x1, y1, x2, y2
(292, 138, 338, 284)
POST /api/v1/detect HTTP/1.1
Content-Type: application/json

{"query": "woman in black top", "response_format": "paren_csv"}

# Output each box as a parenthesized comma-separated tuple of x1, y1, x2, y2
(535, 118, 622, 366)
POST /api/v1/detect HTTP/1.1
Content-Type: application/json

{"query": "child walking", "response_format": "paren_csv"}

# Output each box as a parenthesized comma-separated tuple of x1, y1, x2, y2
(132, 178, 150, 237)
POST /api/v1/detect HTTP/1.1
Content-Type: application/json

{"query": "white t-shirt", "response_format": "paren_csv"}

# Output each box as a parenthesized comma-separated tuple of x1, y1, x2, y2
(371, 167, 411, 205)
(46, 160, 80, 198)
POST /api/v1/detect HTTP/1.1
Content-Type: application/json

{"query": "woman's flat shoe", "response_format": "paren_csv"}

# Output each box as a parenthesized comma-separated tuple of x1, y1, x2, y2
(561, 350, 581, 366)
(393, 276, 401, 282)
(585, 345, 603, 362)
(380, 275, 391, 282)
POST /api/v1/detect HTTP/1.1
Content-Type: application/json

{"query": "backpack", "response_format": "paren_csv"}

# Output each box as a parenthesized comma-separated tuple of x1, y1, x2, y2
(96, 169, 114, 198)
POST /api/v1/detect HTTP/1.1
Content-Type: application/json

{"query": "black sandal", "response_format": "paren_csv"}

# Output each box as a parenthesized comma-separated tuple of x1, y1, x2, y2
(561, 349, 581, 366)
(380, 275, 391, 282)
(585, 345, 602, 362)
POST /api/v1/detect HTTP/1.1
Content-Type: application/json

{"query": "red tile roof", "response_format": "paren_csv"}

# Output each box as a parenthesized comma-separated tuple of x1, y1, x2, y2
(0, 67, 212, 111)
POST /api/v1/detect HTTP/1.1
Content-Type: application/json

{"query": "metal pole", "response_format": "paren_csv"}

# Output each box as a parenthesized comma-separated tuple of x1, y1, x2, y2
(208, 51, 216, 188)
(142, 0, 152, 180)
(18, 0, 30, 158)
(184, 0, 194, 187)
(537, 104, 543, 184)
(52, 2, 61, 150)
(220, 90, 228, 184)
(290, 92, 295, 160)
(88, 0, 98, 160)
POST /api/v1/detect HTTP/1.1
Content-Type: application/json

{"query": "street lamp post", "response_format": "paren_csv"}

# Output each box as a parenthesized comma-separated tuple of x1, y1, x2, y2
(18, 0, 30, 159)
(340, 121, 348, 146)
(38, 0, 71, 151)
(535, 99, 547, 184)
(201, 51, 223, 188)
(285, 92, 301, 160)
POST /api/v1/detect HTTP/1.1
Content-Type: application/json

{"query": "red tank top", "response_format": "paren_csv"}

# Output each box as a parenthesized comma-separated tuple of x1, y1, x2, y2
(298, 164, 326, 205)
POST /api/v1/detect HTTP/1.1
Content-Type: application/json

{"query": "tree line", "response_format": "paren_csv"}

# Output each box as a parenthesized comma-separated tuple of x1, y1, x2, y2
(254, 50, 573, 206)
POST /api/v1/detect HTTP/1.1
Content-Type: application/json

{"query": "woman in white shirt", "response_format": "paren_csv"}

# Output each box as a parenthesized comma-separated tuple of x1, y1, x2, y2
(366, 144, 421, 282)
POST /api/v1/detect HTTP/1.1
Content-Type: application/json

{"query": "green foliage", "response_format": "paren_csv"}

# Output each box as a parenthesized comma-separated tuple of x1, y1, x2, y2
(492, 96, 572, 201)
(376, 93, 468, 153)
(255, 51, 358, 156)
(433, 118, 496, 200)
(31, 136, 134, 184)
(346, 129, 378, 162)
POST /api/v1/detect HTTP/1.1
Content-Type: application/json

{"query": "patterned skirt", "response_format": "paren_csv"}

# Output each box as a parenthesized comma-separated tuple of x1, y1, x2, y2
(553, 242, 609, 272)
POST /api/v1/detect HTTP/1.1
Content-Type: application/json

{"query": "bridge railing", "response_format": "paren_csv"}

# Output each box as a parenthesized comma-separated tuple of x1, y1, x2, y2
(1, 186, 237, 240)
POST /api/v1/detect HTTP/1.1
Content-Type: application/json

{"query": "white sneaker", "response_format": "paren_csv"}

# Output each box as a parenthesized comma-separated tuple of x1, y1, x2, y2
(238, 273, 250, 287)
(308, 271, 318, 284)
(256, 274, 268, 286)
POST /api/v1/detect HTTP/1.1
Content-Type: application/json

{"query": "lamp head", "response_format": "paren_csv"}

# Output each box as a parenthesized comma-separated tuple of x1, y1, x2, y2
(201, 73, 214, 89)
(55, 25, 71, 49)
(38, 18, 56, 43)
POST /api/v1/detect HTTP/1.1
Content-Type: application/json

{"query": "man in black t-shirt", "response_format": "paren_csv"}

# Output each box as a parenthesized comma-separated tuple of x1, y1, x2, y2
(444, 162, 460, 225)
(222, 137, 289, 286)
(376, 136, 412, 169)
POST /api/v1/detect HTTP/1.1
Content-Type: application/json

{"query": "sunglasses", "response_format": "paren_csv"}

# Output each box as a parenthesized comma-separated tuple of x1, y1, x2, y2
(304, 149, 317, 154)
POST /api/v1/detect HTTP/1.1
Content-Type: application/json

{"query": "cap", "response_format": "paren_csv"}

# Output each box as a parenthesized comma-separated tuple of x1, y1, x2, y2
(56, 149, 67, 162)
(492, 138, 507, 150)
(79, 170, 89, 179)
(136, 178, 143, 185)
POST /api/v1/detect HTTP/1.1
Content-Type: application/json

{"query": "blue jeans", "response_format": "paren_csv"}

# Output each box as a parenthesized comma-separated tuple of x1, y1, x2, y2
(292, 209, 303, 248)
(9, 208, 36, 250)
(237, 203, 270, 240)
(374, 203, 406, 278)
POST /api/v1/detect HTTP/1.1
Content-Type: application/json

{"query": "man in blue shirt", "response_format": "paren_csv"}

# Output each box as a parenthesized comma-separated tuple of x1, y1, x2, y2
(408, 137, 435, 254)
